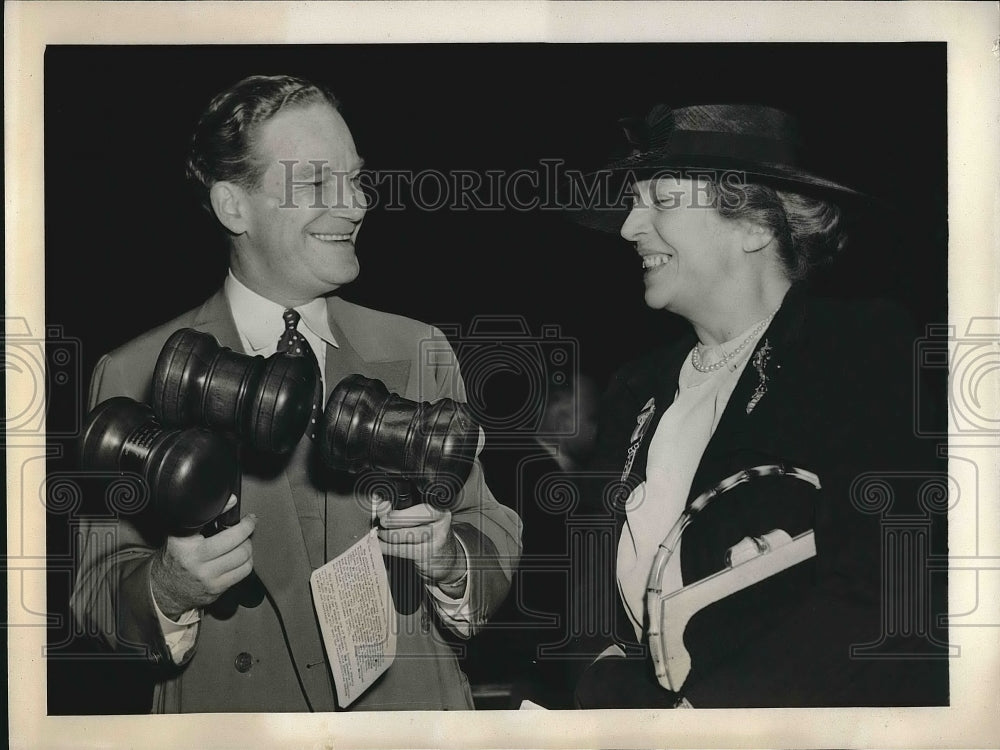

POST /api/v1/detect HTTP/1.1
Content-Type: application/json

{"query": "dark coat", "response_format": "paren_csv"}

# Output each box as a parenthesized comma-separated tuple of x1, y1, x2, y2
(71, 289, 522, 712)
(575, 286, 948, 707)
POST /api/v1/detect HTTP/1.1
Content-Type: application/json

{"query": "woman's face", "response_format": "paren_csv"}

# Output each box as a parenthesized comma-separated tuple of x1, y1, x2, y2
(620, 177, 745, 317)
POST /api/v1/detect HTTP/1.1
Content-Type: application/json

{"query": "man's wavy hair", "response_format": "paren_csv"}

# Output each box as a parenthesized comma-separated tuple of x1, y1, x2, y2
(185, 74, 341, 213)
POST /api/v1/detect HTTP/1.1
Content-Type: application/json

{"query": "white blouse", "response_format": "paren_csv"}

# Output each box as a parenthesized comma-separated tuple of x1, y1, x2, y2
(616, 316, 774, 641)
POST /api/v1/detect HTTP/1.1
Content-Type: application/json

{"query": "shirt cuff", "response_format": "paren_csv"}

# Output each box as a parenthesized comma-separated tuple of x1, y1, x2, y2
(150, 580, 201, 664)
(425, 534, 474, 637)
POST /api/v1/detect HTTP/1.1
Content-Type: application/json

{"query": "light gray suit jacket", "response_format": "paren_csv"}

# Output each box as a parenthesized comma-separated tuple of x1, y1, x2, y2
(72, 289, 522, 712)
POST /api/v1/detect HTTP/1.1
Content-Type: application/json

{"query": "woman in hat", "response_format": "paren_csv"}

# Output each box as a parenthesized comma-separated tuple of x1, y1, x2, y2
(571, 104, 947, 708)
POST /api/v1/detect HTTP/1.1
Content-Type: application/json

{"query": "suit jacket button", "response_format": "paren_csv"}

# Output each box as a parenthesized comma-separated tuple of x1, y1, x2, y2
(234, 652, 253, 673)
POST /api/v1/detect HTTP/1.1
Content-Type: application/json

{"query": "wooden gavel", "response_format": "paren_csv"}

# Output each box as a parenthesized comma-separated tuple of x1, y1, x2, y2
(318, 374, 485, 509)
(152, 327, 319, 454)
(79, 396, 239, 533)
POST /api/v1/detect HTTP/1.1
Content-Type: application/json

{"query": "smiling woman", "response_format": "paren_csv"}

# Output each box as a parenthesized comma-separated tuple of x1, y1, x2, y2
(569, 103, 948, 708)
(624, 176, 788, 338)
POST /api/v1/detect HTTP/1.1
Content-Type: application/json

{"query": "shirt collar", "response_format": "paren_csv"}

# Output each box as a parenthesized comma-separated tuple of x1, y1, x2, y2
(224, 271, 339, 353)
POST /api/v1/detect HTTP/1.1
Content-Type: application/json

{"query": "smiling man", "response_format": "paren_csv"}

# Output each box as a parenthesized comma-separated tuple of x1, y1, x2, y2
(71, 75, 521, 713)
(215, 101, 365, 307)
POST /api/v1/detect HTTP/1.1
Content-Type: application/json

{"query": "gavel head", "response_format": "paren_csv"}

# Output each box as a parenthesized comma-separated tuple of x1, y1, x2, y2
(152, 328, 318, 453)
(319, 374, 484, 508)
(80, 396, 238, 532)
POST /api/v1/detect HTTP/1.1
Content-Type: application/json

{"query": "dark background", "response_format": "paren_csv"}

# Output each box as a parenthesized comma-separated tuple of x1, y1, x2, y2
(44, 43, 947, 713)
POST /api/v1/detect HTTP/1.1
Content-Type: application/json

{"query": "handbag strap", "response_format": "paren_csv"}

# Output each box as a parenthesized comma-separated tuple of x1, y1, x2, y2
(644, 463, 822, 694)
(652, 463, 821, 578)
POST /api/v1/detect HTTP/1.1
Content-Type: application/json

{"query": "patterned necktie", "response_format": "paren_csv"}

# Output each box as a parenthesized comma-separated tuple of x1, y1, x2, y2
(276, 308, 323, 440)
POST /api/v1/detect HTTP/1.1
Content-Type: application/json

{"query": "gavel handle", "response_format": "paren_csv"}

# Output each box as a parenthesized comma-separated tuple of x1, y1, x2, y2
(386, 476, 417, 510)
(201, 451, 243, 536)
(200, 450, 266, 613)
(202, 499, 240, 536)
(378, 476, 424, 615)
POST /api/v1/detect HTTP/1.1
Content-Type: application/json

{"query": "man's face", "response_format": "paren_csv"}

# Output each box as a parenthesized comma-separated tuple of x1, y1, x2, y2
(233, 102, 367, 306)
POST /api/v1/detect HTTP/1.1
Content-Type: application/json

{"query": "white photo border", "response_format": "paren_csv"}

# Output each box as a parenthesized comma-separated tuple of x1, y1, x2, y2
(6, 2, 999, 748)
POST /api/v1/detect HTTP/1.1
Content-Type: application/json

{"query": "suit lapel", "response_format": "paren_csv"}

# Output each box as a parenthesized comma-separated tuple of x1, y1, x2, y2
(323, 300, 412, 396)
(607, 340, 688, 543)
(687, 287, 810, 503)
(322, 311, 367, 399)
(624, 339, 690, 489)
(321, 298, 415, 559)
(190, 289, 243, 352)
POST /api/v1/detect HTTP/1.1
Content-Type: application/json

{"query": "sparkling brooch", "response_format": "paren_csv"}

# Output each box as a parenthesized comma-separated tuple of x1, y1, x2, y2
(621, 397, 656, 482)
(746, 340, 773, 415)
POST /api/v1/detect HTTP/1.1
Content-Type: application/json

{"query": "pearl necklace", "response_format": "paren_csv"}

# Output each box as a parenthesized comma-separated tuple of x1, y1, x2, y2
(690, 309, 778, 374)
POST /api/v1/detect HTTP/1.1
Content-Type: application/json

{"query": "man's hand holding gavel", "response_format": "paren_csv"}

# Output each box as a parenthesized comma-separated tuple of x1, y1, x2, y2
(92, 351, 482, 617)
(326, 374, 484, 600)
(374, 498, 468, 597)
(150, 495, 258, 620)
(141, 331, 310, 620)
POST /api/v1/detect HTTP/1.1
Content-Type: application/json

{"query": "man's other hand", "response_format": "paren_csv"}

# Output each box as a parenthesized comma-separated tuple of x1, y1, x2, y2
(375, 498, 467, 594)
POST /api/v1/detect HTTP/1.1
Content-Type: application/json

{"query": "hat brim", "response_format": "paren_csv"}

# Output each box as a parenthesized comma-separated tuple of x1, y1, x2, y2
(564, 152, 870, 234)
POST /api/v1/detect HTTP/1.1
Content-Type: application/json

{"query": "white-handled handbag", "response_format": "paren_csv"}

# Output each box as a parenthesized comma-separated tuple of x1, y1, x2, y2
(645, 464, 822, 693)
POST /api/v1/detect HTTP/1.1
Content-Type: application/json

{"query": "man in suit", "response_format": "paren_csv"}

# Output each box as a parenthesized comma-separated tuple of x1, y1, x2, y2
(71, 74, 521, 712)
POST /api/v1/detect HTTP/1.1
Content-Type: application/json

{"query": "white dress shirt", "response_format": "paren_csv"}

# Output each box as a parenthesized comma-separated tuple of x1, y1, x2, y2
(225, 270, 338, 371)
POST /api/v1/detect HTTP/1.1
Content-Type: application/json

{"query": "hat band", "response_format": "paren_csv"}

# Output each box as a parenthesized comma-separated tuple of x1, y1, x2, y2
(631, 129, 799, 167)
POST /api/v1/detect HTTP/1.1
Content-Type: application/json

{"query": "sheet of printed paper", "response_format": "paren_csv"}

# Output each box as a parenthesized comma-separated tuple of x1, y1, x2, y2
(310, 528, 396, 707)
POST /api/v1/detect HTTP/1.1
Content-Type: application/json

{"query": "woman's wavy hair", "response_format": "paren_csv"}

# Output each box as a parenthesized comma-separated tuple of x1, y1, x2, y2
(708, 178, 848, 283)
(185, 74, 340, 213)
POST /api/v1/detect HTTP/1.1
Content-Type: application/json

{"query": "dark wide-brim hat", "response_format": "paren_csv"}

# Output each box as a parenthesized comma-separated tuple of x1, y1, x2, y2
(566, 103, 868, 233)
